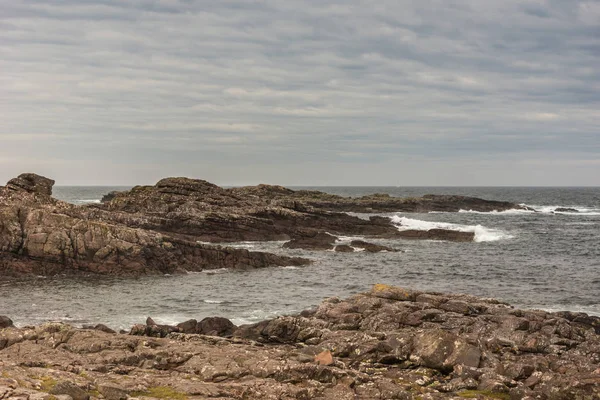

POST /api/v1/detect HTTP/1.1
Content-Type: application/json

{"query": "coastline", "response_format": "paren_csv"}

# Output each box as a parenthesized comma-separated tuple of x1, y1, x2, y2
(1, 284, 599, 399)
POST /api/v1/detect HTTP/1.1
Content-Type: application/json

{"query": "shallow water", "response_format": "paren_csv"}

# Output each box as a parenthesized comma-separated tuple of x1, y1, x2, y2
(1, 186, 598, 330)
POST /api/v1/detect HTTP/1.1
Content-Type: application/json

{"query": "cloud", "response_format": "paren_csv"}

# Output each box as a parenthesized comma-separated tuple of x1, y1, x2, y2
(0, 0, 598, 185)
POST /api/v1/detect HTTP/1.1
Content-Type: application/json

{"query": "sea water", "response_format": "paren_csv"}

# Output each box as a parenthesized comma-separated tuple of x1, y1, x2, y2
(1, 186, 598, 330)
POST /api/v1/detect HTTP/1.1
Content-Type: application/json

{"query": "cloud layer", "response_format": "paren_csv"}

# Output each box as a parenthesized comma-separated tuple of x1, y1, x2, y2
(1, 0, 599, 185)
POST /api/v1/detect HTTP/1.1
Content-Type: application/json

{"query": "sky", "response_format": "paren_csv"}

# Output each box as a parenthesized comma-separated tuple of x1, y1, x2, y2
(1, 0, 599, 186)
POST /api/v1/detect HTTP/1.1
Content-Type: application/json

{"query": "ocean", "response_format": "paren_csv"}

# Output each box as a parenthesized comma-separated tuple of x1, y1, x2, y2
(1, 186, 599, 331)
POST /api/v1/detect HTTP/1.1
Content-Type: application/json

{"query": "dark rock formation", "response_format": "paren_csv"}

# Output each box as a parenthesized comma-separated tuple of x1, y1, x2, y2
(395, 228, 475, 242)
(554, 207, 578, 213)
(0, 174, 308, 277)
(0, 172, 527, 276)
(283, 231, 337, 250)
(0, 316, 13, 329)
(5, 173, 54, 196)
(350, 240, 396, 252)
(334, 244, 354, 252)
(1, 285, 599, 399)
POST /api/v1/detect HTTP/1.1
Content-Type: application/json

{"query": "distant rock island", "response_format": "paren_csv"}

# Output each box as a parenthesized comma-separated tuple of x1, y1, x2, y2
(0, 173, 528, 277)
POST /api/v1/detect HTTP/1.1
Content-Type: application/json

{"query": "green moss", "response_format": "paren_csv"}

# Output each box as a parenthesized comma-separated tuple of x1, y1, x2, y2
(132, 386, 187, 400)
(458, 390, 510, 399)
(39, 376, 58, 392)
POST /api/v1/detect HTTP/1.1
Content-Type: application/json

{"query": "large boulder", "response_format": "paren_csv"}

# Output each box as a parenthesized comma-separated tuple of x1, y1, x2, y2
(6, 173, 55, 196)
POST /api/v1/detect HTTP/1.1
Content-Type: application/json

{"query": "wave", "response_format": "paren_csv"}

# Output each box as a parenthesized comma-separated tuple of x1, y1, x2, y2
(455, 205, 600, 216)
(74, 199, 101, 204)
(203, 299, 224, 304)
(390, 216, 513, 243)
(524, 205, 600, 216)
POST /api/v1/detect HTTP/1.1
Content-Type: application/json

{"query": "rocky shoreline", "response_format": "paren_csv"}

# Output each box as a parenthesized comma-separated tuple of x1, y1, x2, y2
(1, 173, 527, 277)
(1, 284, 599, 399)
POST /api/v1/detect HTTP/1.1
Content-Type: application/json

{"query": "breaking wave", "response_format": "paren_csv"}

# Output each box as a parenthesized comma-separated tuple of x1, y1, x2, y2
(390, 216, 514, 243)
(457, 205, 600, 216)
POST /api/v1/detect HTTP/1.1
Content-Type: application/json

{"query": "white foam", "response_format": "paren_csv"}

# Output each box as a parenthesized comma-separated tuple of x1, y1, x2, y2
(203, 299, 223, 304)
(458, 208, 534, 215)
(390, 216, 513, 243)
(523, 204, 600, 215)
(202, 268, 230, 274)
(280, 266, 300, 270)
(76, 199, 101, 204)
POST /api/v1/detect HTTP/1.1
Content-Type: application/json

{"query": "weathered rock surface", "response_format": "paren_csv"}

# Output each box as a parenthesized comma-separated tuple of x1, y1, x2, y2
(1, 284, 599, 399)
(1, 173, 527, 276)
(0, 174, 308, 277)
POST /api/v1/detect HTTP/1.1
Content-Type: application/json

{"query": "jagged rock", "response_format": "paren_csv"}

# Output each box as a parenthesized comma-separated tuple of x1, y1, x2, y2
(6, 173, 54, 196)
(1, 285, 600, 399)
(100, 191, 121, 203)
(0, 172, 528, 276)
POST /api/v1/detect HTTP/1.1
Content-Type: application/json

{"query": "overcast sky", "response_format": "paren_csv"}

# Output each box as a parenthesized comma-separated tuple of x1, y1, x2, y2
(1, 0, 599, 186)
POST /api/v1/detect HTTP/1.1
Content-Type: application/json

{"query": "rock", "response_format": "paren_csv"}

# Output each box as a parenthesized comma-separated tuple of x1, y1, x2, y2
(1, 284, 600, 399)
(0, 316, 13, 329)
(6, 173, 54, 196)
(314, 350, 334, 366)
(81, 324, 115, 334)
(394, 228, 475, 242)
(411, 330, 481, 371)
(97, 383, 128, 400)
(335, 244, 354, 252)
(196, 317, 237, 337)
(49, 381, 89, 400)
(350, 240, 395, 252)
(176, 319, 198, 334)
(0, 172, 531, 278)
(100, 191, 121, 203)
(554, 207, 578, 213)
(283, 231, 337, 251)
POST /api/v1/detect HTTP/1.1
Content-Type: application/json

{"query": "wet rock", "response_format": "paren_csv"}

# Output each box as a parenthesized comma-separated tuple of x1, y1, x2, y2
(335, 244, 354, 252)
(394, 228, 475, 242)
(349, 240, 396, 252)
(554, 207, 578, 213)
(283, 231, 337, 250)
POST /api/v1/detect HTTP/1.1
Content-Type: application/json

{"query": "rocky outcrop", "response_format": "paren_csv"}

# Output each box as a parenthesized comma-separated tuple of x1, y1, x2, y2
(231, 186, 530, 213)
(0, 172, 527, 276)
(5, 173, 55, 196)
(0, 174, 308, 277)
(1, 285, 599, 399)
